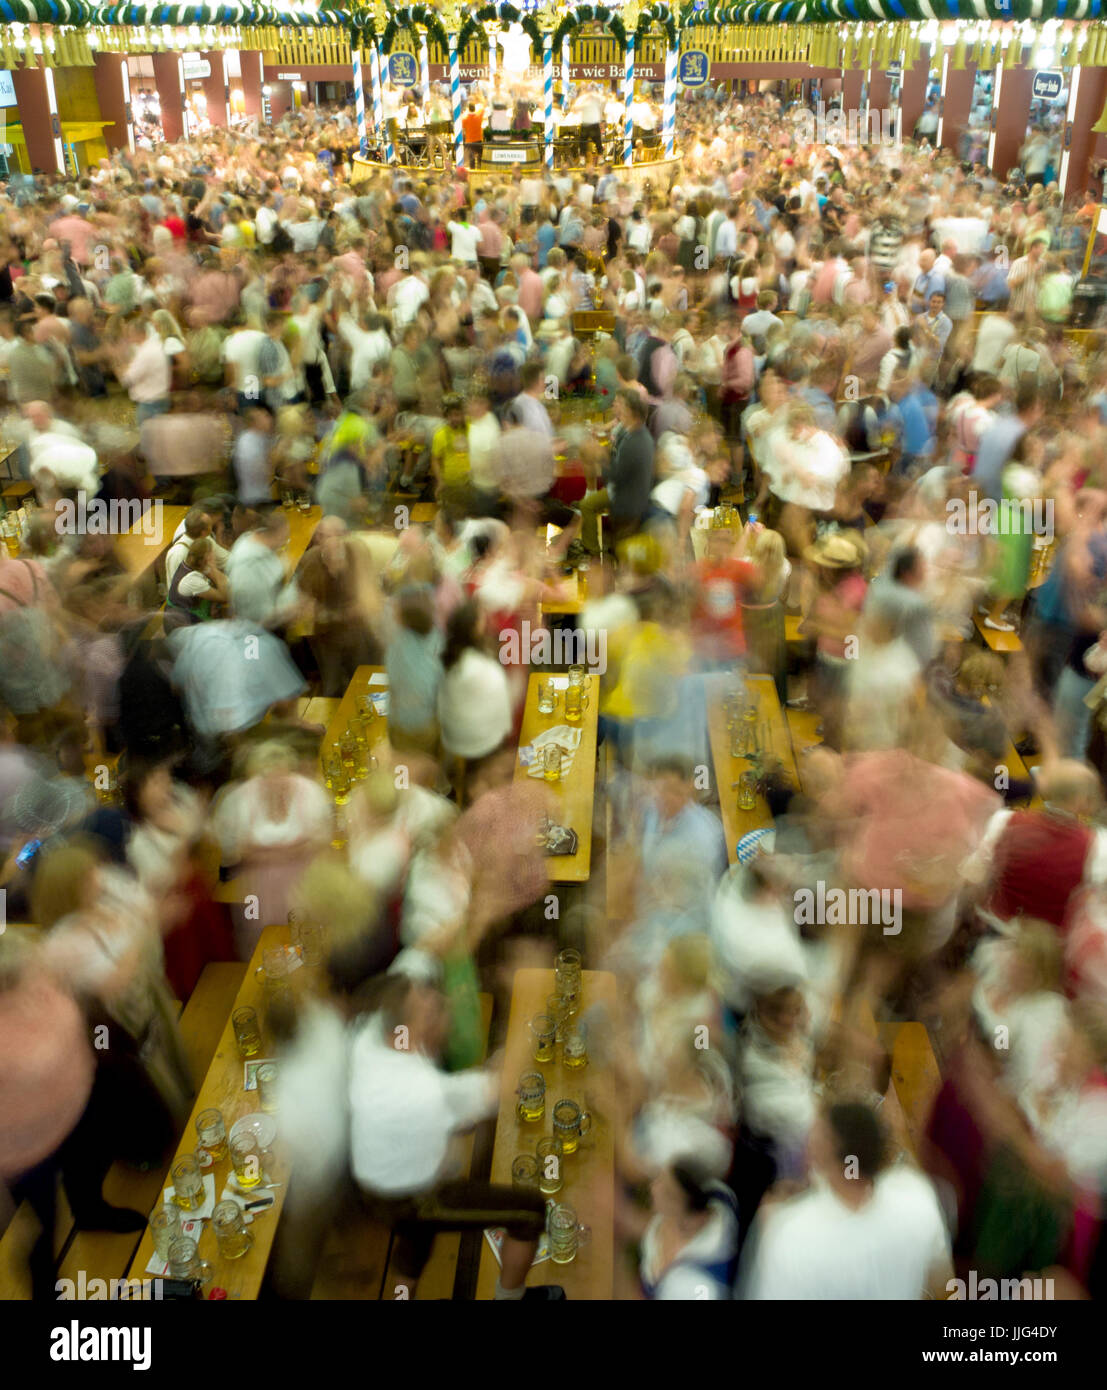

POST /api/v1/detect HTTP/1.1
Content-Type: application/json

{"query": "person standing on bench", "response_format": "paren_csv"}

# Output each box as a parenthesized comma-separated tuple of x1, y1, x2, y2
(349, 974, 563, 1300)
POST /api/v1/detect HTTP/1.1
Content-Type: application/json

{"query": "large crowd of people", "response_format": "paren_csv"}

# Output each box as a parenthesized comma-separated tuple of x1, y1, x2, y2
(2, 72, 1107, 1304)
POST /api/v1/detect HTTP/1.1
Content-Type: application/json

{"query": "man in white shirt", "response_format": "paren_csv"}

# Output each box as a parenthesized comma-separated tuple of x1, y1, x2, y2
(741, 1103, 952, 1299)
(340, 310, 393, 393)
(349, 975, 555, 1299)
(222, 319, 268, 401)
(388, 263, 430, 330)
(446, 211, 482, 265)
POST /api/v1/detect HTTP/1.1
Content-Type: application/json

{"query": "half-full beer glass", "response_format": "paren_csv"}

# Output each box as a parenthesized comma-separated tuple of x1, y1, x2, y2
(171, 1155, 204, 1211)
(516, 1071, 546, 1123)
(552, 1099, 592, 1155)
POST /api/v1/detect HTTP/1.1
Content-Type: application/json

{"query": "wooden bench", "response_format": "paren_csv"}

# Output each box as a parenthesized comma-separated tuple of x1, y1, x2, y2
(2, 481, 33, 510)
(49, 961, 245, 1299)
(973, 613, 1023, 654)
(877, 1022, 942, 1157)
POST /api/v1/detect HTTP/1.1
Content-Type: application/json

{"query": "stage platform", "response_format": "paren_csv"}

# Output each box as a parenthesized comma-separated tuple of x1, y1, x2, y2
(350, 150, 680, 195)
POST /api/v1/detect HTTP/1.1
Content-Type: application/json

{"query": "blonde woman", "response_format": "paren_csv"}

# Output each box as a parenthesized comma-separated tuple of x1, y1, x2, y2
(739, 526, 791, 699)
(150, 307, 190, 392)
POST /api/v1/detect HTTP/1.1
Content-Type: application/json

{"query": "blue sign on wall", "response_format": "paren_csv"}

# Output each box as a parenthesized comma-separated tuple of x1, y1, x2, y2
(1032, 70, 1063, 101)
(388, 52, 418, 88)
(678, 50, 710, 87)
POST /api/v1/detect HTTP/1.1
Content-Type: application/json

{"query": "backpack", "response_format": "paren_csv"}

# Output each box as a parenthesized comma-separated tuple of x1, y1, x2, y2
(0, 561, 70, 716)
(270, 221, 294, 255)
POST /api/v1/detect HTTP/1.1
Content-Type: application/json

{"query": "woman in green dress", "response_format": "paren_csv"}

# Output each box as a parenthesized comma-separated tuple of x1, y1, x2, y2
(985, 435, 1045, 634)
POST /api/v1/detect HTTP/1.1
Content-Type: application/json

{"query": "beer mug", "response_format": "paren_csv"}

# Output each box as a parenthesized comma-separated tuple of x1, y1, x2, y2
(230, 1133, 263, 1192)
(255, 949, 291, 1000)
(547, 1203, 591, 1265)
(167, 1236, 212, 1284)
(552, 1099, 592, 1155)
(511, 1154, 540, 1193)
(516, 1071, 546, 1123)
(563, 1022, 588, 1070)
(537, 1136, 564, 1195)
(737, 771, 757, 812)
(195, 1108, 228, 1164)
(564, 684, 584, 725)
(149, 1204, 181, 1261)
(555, 948, 582, 1017)
(295, 921, 325, 967)
(257, 1063, 278, 1115)
(529, 1013, 556, 1063)
(233, 1006, 262, 1059)
(537, 681, 555, 716)
(1, 515, 19, 558)
(171, 1154, 204, 1211)
(212, 1200, 254, 1261)
(543, 744, 562, 784)
(297, 493, 311, 514)
(281, 489, 294, 511)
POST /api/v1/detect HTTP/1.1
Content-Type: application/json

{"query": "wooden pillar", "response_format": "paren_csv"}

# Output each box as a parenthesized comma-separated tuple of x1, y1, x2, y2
(93, 53, 134, 153)
(152, 50, 186, 143)
(1062, 65, 1107, 203)
(940, 60, 977, 154)
(12, 64, 64, 173)
(990, 47, 1032, 182)
(900, 44, 931, 137)
(240, 49, 264, 120)
(201, 51, 230, 127)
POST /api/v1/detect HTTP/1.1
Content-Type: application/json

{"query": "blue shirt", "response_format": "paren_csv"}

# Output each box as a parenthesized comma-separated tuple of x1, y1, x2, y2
(894, 384, 939, 460)
(912, 268, 947, 311)
(536, 222, 557, 269)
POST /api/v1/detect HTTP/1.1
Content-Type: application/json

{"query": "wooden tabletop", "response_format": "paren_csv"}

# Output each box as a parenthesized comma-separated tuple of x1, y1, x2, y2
(318, 665, 391, 770)
(540, 568, 585, 616)
(113, 504, 189, 581)
(704, 673, 800, 863)
(283, 504, 323, 575)
(514, 672, 599, 883)
(126, 923, 312, 1299)
(475, 968, 616, 1301)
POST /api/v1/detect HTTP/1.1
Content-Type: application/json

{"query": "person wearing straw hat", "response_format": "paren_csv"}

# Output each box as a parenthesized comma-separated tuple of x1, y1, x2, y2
(801, 531, 869, 750)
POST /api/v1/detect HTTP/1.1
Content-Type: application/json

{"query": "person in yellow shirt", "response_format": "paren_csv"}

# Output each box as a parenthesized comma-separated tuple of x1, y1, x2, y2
(431, 394, 470, 504)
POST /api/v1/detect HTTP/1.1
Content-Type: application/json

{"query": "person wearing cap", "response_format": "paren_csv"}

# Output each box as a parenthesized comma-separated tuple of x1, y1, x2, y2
(801, 531, 869, 746)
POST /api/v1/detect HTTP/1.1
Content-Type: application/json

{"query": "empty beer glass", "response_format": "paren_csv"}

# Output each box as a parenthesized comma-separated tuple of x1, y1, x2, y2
(149, 1204, 181, 1262)
(516, 1071, 546, 1123)
(233, 1006, 262, 1058)
(167, 1236, 212, 1284)
(537, 1137, 564, 1195)
(257, 1063, 278, 1114)
(555, 949, 582, 1017)
(511, 1155, 540, 1193)
(537, 681, 555, 716)
(547, 1204, 590, 1265)
(171, 1155, 204, 1212)
(212, 1200, 254, 1261)
(529, 1013, 556, 1064)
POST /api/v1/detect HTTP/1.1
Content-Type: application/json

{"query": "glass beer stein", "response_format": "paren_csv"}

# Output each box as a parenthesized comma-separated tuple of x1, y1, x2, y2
(195, 1108, 228, 1164)
(170, 1155, 204, 1212)
(233, 1006, 262, 1059)
(563, 1022, 588, 1070)
(543, 743, 562, 784)
(230, 1133, 263, 1192)
(547, 1204, 591, 1265)
(212, 1200, 254, 1261)
(529, 1013, 556, 1064)
(551, 1099, 592, 1155)
(537, 1137, 564, 1195)
(511, 1155, 540, 1194)
(516, 1071, 546, 1123)
(149, 1204, 182, 1261)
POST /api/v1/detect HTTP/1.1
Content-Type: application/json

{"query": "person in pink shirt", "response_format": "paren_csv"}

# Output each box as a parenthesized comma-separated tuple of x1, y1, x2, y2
(50, 210, 97, 268)
(511, 252, 544, 325)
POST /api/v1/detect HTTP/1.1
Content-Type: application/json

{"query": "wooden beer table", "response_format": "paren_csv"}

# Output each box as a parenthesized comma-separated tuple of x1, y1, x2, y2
(475, 968, 616, 1301)
(318, 665, 391, 771)
(514, 672, 600, 884)
(127, 923, 312, 1300)
(705, 673, 801, 862)
(283, 503, 322, 573)
(113, 503, 189, 598)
